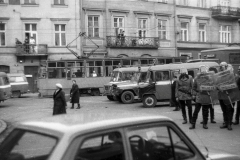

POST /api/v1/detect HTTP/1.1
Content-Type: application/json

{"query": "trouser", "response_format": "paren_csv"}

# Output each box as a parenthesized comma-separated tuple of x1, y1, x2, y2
(179, 100, 192, 121)
(210, 106, 215, 120)
(191, 103, 201, 124)
(234, 101, 240, 121)
(202, 104, 211, 124)
(219, 100, 234, 125)
(172, 96, 180, 108)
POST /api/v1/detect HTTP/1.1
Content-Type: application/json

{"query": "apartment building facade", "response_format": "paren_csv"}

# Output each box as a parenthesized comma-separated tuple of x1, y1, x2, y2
(0, 0, 81, 92)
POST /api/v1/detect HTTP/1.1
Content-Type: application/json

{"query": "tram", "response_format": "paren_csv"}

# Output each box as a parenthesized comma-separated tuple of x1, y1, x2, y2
(0, 72, 12, 102)
(38, 57, 187, 97)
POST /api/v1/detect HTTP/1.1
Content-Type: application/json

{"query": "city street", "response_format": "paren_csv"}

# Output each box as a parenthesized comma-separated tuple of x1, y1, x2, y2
(0, 93, 240, 156)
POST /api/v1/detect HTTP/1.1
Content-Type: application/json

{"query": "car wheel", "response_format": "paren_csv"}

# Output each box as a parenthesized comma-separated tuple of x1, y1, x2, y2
(121, 91, 134, 104)
(12, 91, 21, 98)
(107, 95, 114, 101)
(143, 95, 156, 108)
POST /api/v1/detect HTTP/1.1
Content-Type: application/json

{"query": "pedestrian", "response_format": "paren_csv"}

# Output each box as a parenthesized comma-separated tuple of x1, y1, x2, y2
(29, 36, 36, 53)
(23, 36, 29, 53)
(190, 65, 213, 129)
(172, 75, 180, 111)
(53, 83, 67, 115)
(70, 80, 80, 109)
(92, 71, 97, 77)
(176, 68, 193, 124)
(233, 66, 240, 125)
(218, 62, 235, 130)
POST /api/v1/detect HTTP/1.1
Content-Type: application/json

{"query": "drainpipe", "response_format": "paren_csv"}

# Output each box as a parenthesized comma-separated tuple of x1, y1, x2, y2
(80, 0, 83, 57)
(174, 0, 178, 57)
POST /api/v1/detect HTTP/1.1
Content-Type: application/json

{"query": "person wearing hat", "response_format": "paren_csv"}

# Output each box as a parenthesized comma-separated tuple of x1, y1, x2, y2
(53, 83, 67, 115)
(176, 68, 193, 124)
(233, 66, 240, 125)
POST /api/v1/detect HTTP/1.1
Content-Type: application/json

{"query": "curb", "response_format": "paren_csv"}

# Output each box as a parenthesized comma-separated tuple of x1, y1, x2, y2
(0, 119, 7, 134)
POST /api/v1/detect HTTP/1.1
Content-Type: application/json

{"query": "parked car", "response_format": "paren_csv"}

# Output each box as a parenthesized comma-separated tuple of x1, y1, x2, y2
(0, 72, 12, 102)
(0, 113, 239, 160)
(7, 73, 29, 98)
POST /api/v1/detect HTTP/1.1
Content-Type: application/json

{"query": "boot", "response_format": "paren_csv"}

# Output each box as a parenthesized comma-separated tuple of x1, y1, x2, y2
(182, 119, 187, 124)
(220, 123, 227, 129)
(200, 121, 203, 124)
(70, 104, 74, 109)
(77, 104, 80, 109)
(203, 124, 208, 129)
(228, 125, 232, 130)
(233, 120, 239, 125)
(189, 123, 195, 129)
(211, 119, 216, 123)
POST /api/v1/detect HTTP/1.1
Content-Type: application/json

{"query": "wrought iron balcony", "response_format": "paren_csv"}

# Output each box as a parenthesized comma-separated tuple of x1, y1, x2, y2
(211, 6, 240, 20)
(16, 44, 48, 56)
(106, 36, 159, 49)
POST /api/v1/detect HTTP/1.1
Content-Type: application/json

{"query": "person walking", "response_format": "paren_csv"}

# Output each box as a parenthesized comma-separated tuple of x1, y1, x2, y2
(70, 80, 80, 109)
(233, 66, 240, 125)
(53, 83, 67, 115)
(190, 66, 213, 129)
(218, 62, 235, 130)
(176, 69, 193, 124)
(172, 75, 180, 111)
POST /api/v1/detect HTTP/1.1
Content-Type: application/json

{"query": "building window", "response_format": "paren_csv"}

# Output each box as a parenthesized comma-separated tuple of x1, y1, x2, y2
(113, 17, 124, 36)
(198, 0, 205, 7)
(24, 0, 36, 4)
(25, 24, 37, 43)
(138, 19, 147, 38)
(9, 0, 20, 5)
(158, 20, 167, 40)
(88, 16, 99, 38)
(54, 0, 64, 5)
(220, 0, 230, 6)
(199, 23, 206, 42)
(55, 24, 66, 46)
(219, 25, 231, 43)
(180, 22, 189, 41)
(0, 23, 5, 46)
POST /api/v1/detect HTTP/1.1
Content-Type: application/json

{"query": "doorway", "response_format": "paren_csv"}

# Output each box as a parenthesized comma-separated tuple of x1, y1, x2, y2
(24, 66, 38, 93)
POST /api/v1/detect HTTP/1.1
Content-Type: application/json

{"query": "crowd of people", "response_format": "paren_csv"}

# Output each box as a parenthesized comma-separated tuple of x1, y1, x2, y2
(172, 62, 240, 131)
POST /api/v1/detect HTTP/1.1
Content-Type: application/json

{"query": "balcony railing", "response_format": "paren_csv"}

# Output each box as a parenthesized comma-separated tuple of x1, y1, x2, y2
(211, 6, 240, 19)
(16, 44, 48, 56)
(106, 36, 159, 49)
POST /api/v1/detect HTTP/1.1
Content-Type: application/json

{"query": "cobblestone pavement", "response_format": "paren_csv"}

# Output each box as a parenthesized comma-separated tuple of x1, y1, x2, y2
(0, 93, 239, 155)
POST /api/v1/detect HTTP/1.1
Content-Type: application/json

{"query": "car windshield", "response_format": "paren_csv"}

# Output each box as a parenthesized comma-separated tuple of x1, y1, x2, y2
(0, 129, 58, 160)
(131, 72, 148, 82)
(110, 71, 119, 82)
(0, 77, 10, 86)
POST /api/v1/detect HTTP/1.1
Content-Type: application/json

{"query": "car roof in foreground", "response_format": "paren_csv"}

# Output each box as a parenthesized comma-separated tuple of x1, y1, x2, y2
(19, 112, 172, 134)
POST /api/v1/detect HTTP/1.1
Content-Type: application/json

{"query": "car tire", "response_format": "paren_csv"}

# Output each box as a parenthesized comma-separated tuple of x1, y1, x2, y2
(12, 91, 21, 98)
(121, 91, 134, 104)
(107, 95, 114, 101)
(143, 95, 156, 108)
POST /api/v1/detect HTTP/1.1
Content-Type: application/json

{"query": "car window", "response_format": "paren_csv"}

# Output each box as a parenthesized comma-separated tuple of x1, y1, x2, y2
(75, 131, 125, 160)
(9, 76, 25, 83)
(127, 125, 195, 160)
(0, 129, 57, 160)
(155, 71, 169, 81)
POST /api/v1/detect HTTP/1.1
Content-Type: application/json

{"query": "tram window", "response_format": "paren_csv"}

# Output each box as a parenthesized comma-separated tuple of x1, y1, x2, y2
(175, 59, 180, 63)
(113, 60, 120, 66)
(48, 62, 56, 67)
(141, 60, 148, 65)
(132, 60, 139, 66)
(86, 60, 103, 77)
(48, 68, 66, 79)
(57, 62, 65, 67)
(76, 62, 84, 66)
(67, 62, 75, 67)
(158, 59, 165, 64)
(166, 59, 172, 64)
(105, 61, 112, 66)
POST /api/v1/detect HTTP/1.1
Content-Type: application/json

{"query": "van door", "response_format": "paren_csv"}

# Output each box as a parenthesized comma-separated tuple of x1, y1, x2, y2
(155, 70, 171, 100)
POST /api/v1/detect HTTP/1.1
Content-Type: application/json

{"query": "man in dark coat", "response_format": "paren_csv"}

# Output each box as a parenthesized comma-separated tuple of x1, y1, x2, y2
(53, 83, 67, 115)
(70, 80, 80, 109)
(172, 76, 180, 111)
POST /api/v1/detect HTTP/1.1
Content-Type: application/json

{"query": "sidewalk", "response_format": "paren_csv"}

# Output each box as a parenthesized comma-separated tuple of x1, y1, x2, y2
(0, 119, 7, 134)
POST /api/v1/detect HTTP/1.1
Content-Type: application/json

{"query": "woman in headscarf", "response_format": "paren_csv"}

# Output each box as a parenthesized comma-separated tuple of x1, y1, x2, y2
(176, 68, 193, 124)
(53, 83, 67, 115)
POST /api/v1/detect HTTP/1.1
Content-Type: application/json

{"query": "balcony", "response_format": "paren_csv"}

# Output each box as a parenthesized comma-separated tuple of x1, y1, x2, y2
(106, 36, 159, 49)
(16, 44, 48, 56)
(211, 6, 240, 20)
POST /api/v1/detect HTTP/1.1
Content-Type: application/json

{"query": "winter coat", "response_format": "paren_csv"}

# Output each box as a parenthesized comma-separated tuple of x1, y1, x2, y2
(70, 83, 80, 103)
(175, 75, 193, 100)
(53, 89, 67, 115)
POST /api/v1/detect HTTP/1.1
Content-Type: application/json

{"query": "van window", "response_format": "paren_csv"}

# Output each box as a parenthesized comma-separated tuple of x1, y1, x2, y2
(155, 71, 169, 81)
(0, 77, 10, 86)
(9, 76, 25, 83)
(188, 70, 195, 78)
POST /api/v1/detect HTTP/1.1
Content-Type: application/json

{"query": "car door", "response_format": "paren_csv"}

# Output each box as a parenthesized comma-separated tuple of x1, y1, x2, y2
(155, 70, 171, 100)
(125, 122, 206, 160)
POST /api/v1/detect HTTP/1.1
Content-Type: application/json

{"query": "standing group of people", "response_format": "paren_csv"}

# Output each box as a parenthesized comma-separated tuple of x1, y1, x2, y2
(15, 36, 36, 53)
(172, 62, 240, 131)
(52, 80, 81, 115)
